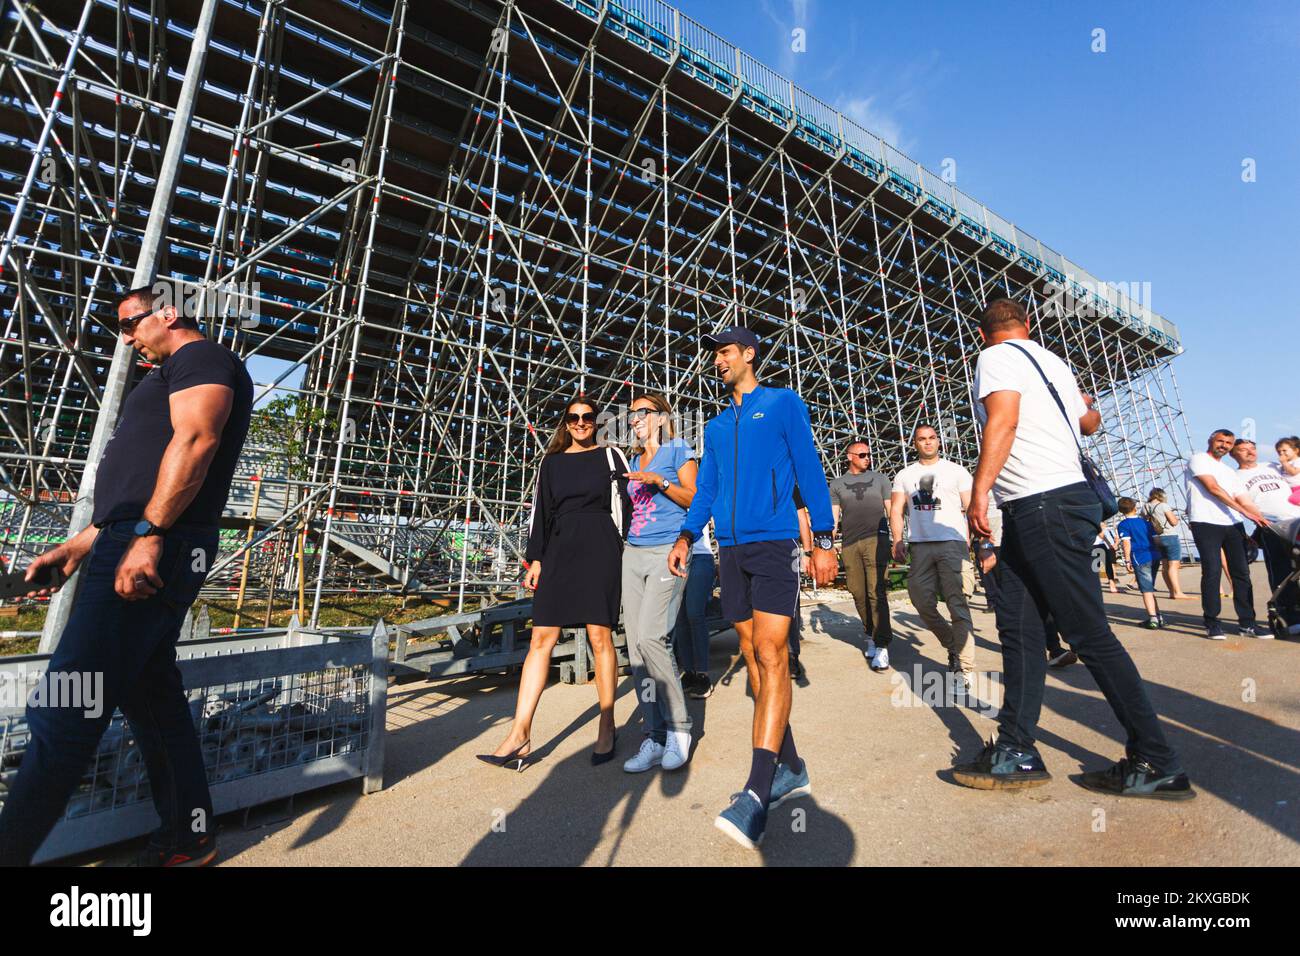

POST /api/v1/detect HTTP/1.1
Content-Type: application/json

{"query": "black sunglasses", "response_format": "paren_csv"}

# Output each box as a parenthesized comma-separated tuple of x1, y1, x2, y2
(112, 307, 157, 334)
(628, 408, 657, 422)
(565, 412, 597, 425)
(849, 452, 869, 458)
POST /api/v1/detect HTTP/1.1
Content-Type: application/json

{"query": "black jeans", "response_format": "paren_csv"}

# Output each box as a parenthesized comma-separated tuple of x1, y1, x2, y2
(0, 521, 217, 865)
(1188, 522, 1255, 628)
(992, 483, 1181, 774)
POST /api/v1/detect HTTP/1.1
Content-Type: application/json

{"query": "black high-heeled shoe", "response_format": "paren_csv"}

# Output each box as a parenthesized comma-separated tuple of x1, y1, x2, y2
(591, 731, 617, 766)
(476, 741, 533, 772)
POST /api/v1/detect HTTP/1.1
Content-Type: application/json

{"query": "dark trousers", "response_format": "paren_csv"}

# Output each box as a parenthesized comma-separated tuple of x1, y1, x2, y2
(672, 553, 717, 673)
(0, 521, 217, 865)
(991, 483, 1181, 774)
(1188, 522, 1255, 628)
(1258, 528, 1300, 626)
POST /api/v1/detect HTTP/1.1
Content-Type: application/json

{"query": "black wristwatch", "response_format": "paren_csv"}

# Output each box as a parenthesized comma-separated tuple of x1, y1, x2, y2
(813, 534, 833, 551)
(132, 519, 167, 538)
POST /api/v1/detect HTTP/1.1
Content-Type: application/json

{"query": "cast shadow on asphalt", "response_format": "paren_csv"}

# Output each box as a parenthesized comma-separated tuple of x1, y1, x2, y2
(455, 628, 853, 866)
(808, 602, 992, 763)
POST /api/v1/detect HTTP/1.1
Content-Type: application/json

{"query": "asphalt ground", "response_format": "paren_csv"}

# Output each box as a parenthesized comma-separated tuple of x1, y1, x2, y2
(91, 563, 1299, 866)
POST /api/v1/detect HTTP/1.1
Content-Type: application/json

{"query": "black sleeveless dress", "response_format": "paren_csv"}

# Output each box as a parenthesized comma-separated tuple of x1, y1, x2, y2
(526, 447, 631, 627)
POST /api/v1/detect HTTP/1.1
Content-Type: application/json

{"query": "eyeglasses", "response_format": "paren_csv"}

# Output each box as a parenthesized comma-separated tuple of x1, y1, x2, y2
(112, 307, 156, 334)
(848, 452, 869, 459)
(628, 408, 656, 422)
(565, 412, 597, 425)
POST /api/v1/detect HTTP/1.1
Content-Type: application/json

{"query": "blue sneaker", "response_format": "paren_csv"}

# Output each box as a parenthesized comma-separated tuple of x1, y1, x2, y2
(714, 790, 767, 850)
(770, 761, 812, 808)
(952, 738, 1051, 790)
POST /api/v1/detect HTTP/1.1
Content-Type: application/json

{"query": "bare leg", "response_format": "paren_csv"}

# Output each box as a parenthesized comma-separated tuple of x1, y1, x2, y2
(1165, 558, 1190, 599)
(734, 619, 762, 698)
(742, 610, 792, 752)
(586, 624, 617, 751)
(1221, 551, 1233, 597)
(492, 625, 561, 756)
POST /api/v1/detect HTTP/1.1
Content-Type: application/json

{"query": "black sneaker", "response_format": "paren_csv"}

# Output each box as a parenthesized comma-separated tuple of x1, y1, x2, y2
(1206, 623, 1226, 641)
(1078, 757, 1197, 801)
(1048, 649, 1078, 668)
(789, 653, 806, 683)
(1239, 624, 1273, 639)
(952, 739, 1052, 790)
(134, 833, 218, 867)
(687, 672, 713, 699)
(1145, 618, 1160, 630)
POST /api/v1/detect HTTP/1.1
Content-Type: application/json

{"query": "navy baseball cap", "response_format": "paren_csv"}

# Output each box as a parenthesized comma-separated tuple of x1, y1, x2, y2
(702, 325, 759, 352)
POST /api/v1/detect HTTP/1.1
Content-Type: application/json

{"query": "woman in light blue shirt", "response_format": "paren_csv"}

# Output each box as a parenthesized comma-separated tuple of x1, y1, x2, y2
(620, 392, 698, 773)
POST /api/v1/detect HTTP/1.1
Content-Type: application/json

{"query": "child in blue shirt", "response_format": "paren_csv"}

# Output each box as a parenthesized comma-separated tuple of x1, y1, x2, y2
(1116, 497, 1164, 629)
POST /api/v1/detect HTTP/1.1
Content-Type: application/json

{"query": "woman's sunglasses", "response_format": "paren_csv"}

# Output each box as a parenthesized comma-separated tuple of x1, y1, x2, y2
(565, 412, 597, 425)
(628, 408, 658, 422)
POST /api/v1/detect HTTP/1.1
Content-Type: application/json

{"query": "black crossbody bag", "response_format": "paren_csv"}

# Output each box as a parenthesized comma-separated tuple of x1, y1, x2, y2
(1006, 343, 1119, 520)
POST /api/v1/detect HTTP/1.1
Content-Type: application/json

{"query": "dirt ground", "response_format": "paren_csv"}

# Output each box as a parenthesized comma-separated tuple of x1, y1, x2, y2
(91, 564, 1300, 866)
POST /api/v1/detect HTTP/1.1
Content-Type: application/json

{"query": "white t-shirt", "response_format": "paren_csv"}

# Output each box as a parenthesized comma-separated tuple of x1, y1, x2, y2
(973, 339, 1087, 503)
(1236, 464, 1300, 522)
(893, 459, 973, 543)
(1185, 452, 1243, 525)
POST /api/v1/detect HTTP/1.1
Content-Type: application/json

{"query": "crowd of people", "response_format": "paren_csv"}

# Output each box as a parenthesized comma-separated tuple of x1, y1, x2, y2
(0, 285, 1293, 865)
(476, 297, 1293, 851)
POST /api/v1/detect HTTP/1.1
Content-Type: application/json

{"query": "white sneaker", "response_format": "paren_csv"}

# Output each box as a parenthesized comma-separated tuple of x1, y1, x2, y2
(662, 730, 691, 770)
(623, 737, 664, 773)
(864, 638, 878, 663)
(871, 647, 890, 671)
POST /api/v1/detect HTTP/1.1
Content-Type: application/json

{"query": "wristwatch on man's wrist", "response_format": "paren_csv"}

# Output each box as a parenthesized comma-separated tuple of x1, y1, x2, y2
(813, 533, 833, 551)
(132, 519, 167, 538)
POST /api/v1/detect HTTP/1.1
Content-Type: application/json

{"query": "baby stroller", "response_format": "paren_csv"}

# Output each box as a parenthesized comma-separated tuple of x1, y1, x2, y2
(1263, 516, 1300, 639)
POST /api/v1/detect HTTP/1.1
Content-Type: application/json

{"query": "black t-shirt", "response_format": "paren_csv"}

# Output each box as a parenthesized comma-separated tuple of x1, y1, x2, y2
(92, 339, 253, 529)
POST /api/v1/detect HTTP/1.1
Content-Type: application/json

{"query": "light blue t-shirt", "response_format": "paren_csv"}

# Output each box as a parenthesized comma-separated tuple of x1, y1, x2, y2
(627, 438, 696, 547)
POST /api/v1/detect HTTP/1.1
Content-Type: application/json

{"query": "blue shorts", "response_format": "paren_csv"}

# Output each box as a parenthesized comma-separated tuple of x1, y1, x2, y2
(1133, 560, 1157, 593)
(718, 539, 800, 623)
(1157, 534, 1182, 561)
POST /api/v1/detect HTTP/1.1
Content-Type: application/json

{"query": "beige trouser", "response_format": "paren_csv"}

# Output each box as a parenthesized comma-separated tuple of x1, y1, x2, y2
(906, 539, 975, 673)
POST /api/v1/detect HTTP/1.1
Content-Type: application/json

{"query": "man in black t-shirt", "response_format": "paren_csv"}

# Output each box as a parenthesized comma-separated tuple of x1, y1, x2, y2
(0, 284, 252, 867)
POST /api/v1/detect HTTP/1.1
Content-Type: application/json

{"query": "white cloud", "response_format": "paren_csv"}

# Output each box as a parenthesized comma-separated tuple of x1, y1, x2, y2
(837, 95, 907, 152)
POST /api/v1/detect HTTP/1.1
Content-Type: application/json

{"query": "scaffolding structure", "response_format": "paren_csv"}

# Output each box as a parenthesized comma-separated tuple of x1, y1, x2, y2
(0, 0, 1193, 631)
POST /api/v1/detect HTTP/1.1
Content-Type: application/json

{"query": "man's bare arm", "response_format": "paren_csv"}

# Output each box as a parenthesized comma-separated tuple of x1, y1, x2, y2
(969, 390, 1020, 537)
(143, 383, 234, 528)
(1196, 473, 1264, 524)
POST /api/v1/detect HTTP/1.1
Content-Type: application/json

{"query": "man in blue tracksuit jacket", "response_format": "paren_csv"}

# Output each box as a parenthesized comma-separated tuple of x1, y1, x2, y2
(668, 325, 837, 850)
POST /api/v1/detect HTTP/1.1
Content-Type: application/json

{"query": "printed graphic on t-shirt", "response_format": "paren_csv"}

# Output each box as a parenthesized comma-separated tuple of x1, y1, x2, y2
(912, 473, 940, 512)
(846, 481, 873, 501)
(628, 480, 658, 537)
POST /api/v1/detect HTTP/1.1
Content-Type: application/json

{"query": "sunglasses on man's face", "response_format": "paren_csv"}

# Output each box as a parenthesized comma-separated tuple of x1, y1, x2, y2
(849, 452, 869, 459)
(566, 412, 597, 425)
(112, 307, 156, 334)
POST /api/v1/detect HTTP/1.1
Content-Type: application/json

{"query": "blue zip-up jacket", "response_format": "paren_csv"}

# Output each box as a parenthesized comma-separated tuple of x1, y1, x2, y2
(680, 385, 834, 547)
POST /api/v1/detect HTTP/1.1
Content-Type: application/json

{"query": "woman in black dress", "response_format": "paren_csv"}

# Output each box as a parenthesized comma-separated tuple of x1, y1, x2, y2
(478, 398, 630, 767)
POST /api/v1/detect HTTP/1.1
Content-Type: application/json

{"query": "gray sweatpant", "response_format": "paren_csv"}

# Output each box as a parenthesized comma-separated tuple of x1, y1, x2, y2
(621, 542, 692, 739)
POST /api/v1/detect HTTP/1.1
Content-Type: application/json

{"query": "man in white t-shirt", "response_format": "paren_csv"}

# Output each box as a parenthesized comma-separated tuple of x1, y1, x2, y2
(1229, 438, 1298, 633)
(957, 297, 1192, 801)
(1185, 429, 1268, 638)
(889, 424, 976, 679)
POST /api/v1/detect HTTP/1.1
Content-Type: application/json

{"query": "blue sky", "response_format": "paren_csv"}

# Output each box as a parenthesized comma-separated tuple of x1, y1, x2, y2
(674, 0, 1299, 454)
